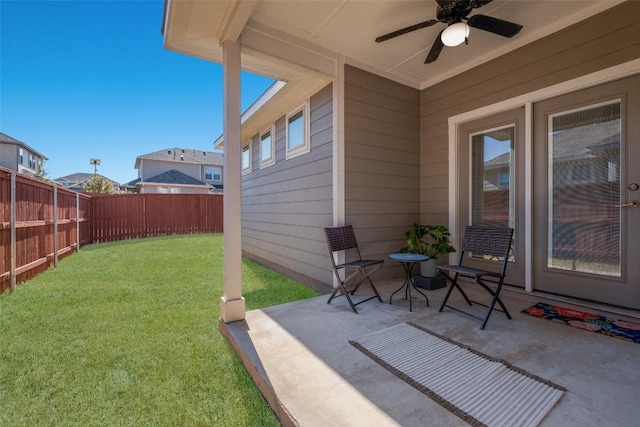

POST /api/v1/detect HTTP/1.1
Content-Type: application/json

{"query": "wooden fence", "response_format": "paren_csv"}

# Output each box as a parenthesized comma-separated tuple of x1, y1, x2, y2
(0, 168, 223, 294)
(91, 193, 223, 243)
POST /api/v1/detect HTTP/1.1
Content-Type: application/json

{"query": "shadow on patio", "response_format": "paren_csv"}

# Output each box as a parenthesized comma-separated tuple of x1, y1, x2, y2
(221, 281, 640, 427)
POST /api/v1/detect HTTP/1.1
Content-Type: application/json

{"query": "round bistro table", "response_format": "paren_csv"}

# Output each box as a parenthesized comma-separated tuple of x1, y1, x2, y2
(389, 253, 430, 312)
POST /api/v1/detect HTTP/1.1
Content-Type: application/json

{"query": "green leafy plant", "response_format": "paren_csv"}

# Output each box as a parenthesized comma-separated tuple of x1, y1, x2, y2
(400, 224, 456, 258)
(82, 174, 116, 194)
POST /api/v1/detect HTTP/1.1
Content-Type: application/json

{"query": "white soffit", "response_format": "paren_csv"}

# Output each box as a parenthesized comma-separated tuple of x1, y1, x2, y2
(249, 0, 624, 89)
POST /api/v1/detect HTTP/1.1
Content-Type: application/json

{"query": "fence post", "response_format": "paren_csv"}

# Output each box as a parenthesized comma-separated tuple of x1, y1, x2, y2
(10, 172, 17, 292)
(53, 185, 59, 267)
(76, 192, 80, 251)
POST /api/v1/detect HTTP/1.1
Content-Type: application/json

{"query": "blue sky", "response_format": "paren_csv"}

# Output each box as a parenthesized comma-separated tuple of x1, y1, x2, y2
(0, 0, 275, 184)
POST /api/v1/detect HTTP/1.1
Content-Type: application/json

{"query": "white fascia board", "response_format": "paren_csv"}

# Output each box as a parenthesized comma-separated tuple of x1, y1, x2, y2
(214, 80, 286, 149)
(217, 0, 257, 43)
(240, 24, 337, 80)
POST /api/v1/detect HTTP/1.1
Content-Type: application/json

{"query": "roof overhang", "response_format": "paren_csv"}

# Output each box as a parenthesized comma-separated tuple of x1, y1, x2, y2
(163, 0, 336, 147)
(163, 0, 626, 147)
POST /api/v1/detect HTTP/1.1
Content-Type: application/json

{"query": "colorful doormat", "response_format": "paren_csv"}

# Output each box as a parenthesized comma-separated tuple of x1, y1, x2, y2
(522, 302, 640, 344)
(350, 322, 565, 427)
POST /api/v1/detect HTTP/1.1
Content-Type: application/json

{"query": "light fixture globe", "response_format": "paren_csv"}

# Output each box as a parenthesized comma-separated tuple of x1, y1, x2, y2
(441, 22, 470, 47)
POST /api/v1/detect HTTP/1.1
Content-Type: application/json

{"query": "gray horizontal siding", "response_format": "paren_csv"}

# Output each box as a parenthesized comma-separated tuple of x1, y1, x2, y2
(242, 83, 334, 285)
(344, 65, 421, 282)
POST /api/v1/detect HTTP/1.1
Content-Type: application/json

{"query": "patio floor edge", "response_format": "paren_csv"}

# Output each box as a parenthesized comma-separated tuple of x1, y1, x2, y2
(218, 317, 299, 427)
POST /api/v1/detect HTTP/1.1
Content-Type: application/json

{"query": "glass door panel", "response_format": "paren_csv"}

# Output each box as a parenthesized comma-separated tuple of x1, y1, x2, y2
(533, 74, 640, 309)
(459, 109, 525, 286)
(471, 126, 516, 262)
(547, 101, 621, 277)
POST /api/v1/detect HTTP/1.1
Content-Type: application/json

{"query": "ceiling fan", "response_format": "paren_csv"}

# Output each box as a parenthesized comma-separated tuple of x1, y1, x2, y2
(375, 0, 523, 63)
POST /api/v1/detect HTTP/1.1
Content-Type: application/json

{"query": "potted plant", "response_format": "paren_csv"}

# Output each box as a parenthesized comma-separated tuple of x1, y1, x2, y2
(400, 224, 456, 277)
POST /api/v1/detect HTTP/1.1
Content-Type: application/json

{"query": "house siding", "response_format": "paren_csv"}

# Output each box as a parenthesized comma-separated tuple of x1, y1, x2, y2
(420, 1, 640, 226)
(344, 65, 421, 282)
(140, 184, 209, 195)
(241, 83, 334, 285)
(140, 160, 202, 181)
(0, 143, 18, 171)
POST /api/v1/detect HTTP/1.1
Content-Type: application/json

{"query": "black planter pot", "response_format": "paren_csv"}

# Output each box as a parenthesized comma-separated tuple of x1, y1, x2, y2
(413, 274, 446, 291)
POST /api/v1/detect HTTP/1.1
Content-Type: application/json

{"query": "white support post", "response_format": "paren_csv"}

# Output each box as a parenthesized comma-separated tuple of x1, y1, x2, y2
(220, 39, 245, 323)
(331, 56, 346, 288)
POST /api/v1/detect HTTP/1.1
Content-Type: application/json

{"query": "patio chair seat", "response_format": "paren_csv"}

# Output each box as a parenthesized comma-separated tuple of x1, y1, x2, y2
(324, 225, 384, 314)
(438, 225, 514, 330)
(336, 259, 383, 269)
(437, 265, 501, 278)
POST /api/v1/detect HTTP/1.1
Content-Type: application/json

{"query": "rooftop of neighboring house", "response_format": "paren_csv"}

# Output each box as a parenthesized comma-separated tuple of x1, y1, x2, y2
(0, 132, 49, 160)
(142, 169, 209, 186)
(53, 172, 121, 191)
(134, 148, 223, 169)
(484, 119, 621, 169)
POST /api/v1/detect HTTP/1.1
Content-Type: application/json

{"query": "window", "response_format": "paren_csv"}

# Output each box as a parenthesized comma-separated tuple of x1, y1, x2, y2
(286, 102, 310, 159)
(158, 187, 180, 194)
(204, 167, 222, 181)
(19, 148, 24, 164)
(260, 125, 275, 167)
(242, 141, 252, 174)
(212, 167, 221, 181)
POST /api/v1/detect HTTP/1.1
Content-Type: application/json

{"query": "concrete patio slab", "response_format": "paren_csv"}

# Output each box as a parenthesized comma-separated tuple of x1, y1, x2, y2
(220, 281, 640, 426)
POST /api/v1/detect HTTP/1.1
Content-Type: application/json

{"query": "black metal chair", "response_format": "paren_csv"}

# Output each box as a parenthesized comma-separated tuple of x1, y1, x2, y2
(437, 225, 514, 329)
(324, 225, 384, 313)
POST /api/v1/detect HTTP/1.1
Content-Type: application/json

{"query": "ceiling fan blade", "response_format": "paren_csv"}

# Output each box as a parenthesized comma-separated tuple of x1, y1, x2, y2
(467, 14, 523, 38)
(425, 30, 445, 64)
(375, 19, 438, 43)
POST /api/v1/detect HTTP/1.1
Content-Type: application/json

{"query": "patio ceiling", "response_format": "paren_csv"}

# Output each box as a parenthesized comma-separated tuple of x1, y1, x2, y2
(164, 0, 622, 89)
(163, 0, 624, 143)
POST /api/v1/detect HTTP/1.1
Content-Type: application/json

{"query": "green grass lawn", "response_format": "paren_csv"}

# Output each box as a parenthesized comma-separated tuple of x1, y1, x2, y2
(0, 234, 319, 426)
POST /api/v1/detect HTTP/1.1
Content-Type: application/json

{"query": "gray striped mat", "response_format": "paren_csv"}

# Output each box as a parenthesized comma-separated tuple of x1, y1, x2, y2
(350, 323, 566, 427)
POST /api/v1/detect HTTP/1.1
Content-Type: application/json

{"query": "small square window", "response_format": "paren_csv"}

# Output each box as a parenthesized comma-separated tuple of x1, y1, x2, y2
(204, 167, 213, 181)
(286, 102, 310, 159)
(212, 167, 221, 181)
(260, 125, 275, 168)
(242, 142, 252, 174)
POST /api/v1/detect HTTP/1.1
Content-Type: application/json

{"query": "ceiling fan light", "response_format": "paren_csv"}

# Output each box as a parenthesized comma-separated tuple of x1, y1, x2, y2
(441, 22, 470, 47)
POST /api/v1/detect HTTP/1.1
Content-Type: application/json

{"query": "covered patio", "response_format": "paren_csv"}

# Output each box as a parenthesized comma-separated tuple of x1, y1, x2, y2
(221, 281, 639, 426)
(161, 1, 640, 424)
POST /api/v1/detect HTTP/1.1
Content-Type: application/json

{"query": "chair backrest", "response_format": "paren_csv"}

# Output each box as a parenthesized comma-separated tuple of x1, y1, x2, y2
(460, 225, 514, 259)
(324, 225, 359, 253)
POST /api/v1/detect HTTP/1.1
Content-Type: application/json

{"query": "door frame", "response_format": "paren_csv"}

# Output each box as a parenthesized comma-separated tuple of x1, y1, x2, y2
(447, 58, 640, 293)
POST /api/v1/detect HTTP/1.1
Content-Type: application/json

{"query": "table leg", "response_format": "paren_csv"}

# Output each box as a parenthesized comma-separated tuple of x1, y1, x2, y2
(389, 262, 429, 311)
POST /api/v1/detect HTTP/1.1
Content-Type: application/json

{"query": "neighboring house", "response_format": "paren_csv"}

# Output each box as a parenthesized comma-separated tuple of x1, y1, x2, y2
(130, 148, 224, 194)
(53, 173, 121, 193)
(163, 1, 640, 321)
(0, 132, 47, 177)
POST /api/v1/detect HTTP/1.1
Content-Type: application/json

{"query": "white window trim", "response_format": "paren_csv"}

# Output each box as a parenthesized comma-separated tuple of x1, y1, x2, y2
(260, 124, 276, 168)
(448, 58, 640, 294)
(242, 140, 252, 175)
(212, 167, 222, 181)
(204, 167, 214, 181)
(286, 101, 311, 160)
